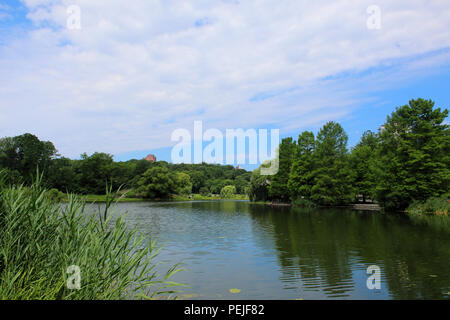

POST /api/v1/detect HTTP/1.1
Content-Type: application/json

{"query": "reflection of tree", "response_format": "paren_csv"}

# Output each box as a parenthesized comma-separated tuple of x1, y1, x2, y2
(248, 205, 450, 299)
(249, 206, 355, 297)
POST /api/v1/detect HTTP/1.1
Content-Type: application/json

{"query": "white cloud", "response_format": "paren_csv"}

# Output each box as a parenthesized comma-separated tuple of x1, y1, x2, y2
(0, 0, 450, 157)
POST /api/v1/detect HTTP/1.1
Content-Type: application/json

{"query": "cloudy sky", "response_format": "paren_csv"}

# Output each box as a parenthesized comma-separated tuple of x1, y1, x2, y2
(1, 0, 449, 168)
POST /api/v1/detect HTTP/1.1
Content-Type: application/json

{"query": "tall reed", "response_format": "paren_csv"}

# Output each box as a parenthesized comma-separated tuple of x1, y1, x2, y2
(0, 170, 183, 299)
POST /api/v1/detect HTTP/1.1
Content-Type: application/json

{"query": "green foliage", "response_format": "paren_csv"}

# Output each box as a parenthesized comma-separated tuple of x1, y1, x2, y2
(309, 122, 354, 206)
(0, 171, 183, 299)
(350, 130, 379, 202)
(46, 188, 65, 203)
(199, 186, 210, 196)
(375, 99, 449, 211)
(268, 137, 296, 201)
(2, 98, 447, 211)
(175, 172, 192, 195)
(0, 133, 57, 184)
(407, 195, 449, 217)
(220, 185, 237, 198)
(137, 166, 180, 199)
(288, 131, 315, 201)
(247, 164, 271, 202)
(75, 152, 115, 195)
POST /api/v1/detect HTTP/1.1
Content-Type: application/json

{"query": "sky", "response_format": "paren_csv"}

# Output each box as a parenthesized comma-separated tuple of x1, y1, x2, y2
(0, 0, 449, 170)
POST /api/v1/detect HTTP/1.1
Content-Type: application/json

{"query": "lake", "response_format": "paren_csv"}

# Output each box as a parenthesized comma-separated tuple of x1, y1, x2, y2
(103, 200, 450, 300)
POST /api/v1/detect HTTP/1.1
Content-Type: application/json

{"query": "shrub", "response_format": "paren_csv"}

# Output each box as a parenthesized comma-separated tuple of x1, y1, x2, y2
(407, 196, 449, 217)
(220, 185, 236, 199)
(46, 188, 65, 202)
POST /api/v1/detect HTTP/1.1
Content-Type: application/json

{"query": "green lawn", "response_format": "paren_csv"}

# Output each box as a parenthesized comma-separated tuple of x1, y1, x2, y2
(62, 193, 249, 203)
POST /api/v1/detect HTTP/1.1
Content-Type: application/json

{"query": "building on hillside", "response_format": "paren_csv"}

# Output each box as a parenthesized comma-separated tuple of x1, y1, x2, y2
(144, 154, 157, 162)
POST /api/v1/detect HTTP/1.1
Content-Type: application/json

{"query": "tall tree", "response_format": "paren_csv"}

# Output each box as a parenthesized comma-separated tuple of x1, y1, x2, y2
(310, 122, 354, 205)
(350, 130, 379, 202)
(268, 137, 296, 201)
(288, 131, 315, 201)
(375, 98, 449, 210)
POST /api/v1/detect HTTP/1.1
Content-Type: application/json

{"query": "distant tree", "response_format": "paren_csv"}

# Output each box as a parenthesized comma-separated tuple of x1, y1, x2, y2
(374, 99, 449, 210)
(234, 175, 251, 194)
(46, 157, 76, 192)
(288, 131, 315, 201)
(137, 166, 179, 199)
(189, 171, 206, 193)
(175, 172, 192, 195)
(220, 185, 236, 198)
(75, 152, 114, 194)
(310, 122, 354, 205)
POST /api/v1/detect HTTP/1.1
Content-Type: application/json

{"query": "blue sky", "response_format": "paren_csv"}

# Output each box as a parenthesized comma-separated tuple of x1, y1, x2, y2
(1, 0, 449, 171)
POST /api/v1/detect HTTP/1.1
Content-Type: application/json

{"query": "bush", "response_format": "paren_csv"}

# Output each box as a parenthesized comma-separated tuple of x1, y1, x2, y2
(407, 196, 449, 217)
(46, 188, 65, 202)
(220, 185, 236, 199)
(0, 171, 183, 299)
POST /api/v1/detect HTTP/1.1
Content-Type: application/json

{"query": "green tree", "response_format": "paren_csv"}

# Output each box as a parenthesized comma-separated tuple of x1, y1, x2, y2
(375, 98, 449, 210)
(0, 133, 57, 184)
(248, 163, 271, 202)
(175, 172, 193, 195)
(46, 157, 76, 192)
(288, 131, 315, 201)
(75, 152, 114, 194)
(268, 137, 296, 202)
(137, 166, 179, 199)
(189, 171, 206, 193)
(350, 130, 379, 202)
(310, 122, 354, 205)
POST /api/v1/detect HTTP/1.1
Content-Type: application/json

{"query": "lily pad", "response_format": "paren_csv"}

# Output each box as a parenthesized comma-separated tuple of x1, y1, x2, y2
(182, 293, 199, 299)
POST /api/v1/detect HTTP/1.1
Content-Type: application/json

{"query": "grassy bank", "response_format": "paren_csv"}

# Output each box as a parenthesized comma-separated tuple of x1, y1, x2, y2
(172, 194, 249, 201)
(58, 193, 249, 203)
(407, 196, 449, 217)
(0, 172, 183, 300)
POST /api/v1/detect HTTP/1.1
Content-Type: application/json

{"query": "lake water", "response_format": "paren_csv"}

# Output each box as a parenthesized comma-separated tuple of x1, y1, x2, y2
(104, 200, 450, 300)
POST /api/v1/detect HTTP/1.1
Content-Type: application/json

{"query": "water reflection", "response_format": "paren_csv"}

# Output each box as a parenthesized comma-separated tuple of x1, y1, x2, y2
(104, 201, 450, 299)
(248, 205, 450, 299)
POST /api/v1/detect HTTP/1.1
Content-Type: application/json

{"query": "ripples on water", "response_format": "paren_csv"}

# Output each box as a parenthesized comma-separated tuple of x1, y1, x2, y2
(98, 200, 450, 300)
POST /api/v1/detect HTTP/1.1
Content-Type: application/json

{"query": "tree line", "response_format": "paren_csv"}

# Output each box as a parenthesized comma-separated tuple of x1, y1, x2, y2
(248, 98, 449, 211)
(0, 134, 251, 198)
(1, 98, 448, 208)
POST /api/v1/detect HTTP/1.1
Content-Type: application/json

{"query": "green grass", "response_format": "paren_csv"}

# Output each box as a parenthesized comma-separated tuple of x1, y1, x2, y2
(172, 194, 249, 201)
(0, 171, 184, 300)
(60, 193, 249, 203)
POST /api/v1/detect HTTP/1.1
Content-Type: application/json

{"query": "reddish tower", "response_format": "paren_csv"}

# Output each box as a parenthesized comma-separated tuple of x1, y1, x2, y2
(144, 154, 157, 162)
